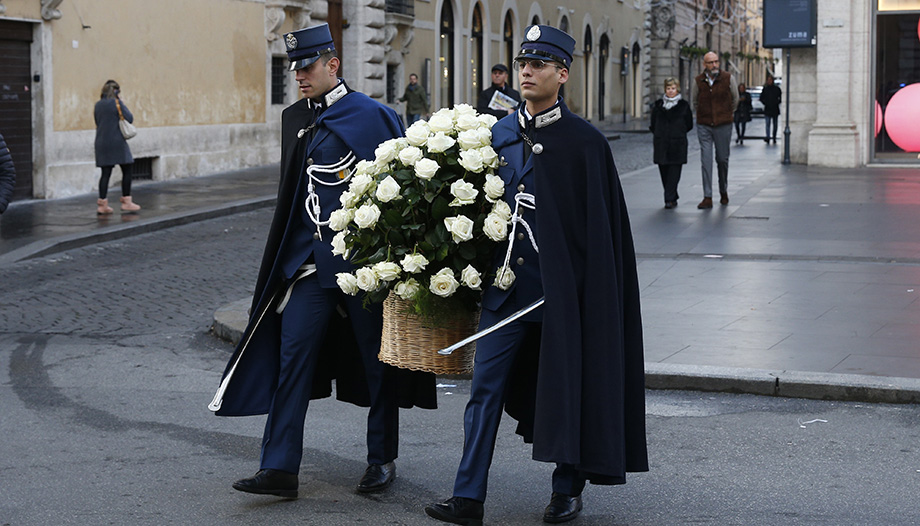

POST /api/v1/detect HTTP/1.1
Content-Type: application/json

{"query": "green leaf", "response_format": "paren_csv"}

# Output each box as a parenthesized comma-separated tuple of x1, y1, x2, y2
(384, 208, 403, 227)
(432, 196, 451, 220)
(434, 222, 449, 244)
(458, 242, 476, 260)
(436, 243, 449, 261)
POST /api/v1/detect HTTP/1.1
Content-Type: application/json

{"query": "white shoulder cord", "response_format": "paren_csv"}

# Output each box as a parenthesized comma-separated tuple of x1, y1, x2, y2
(304, 151, 356, 240)
(497, 192, 538, 282)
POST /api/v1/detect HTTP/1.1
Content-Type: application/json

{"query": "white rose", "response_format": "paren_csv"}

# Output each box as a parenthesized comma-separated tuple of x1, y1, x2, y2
(475, 127, 493, 146)
(372, 261, 402, 282)
(331, 231, 350, 258)
(455, 113, 481, 131)
(375, 175, 402, 203)
(454, 103, 477, 118)
(428, 112, 454, 133)
(405, 121, 431, 147)
(336, 272, 359, 295)
(397, 146, 424, 166)
(427, 132, 456, 153)
(374, 139, 401, 165)
(458, 149, 485, 173)
(429, 268, 460, 298)
(492, 199, 512, 222)
(400, 253, 430, 273)
(430, 107, 455, 123)
(354, 159, 376, 176)
(353, 203, 381, 229)
(355, 266, 380, 292)
(479, 146, 499, 169)
(349, 172, 375, 197)
(482, 213, 508, 242)
(414, 158, 440, 180)
(339, 190, 359, 209)
(460, 264, 483, 291)
(494, 266, 515, 290)
(449, 179, 479, 207)
(394, 278, 421, 300)
(457, 129, 482, 151)
(477, 113, 499, 129)
(484, 173, 504, 201)
(444, 215, 475, 243)
(328, 208, 354, 231)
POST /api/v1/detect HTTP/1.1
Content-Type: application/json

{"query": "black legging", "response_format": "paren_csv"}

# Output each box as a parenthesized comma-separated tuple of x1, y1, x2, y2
(735, 120, 747, 140)
(98, 163, 134, 199)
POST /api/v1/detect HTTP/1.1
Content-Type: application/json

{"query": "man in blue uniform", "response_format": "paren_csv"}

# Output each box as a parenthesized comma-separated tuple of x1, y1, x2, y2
(209, 23, 435, 499)
(425, 26, 648, 525)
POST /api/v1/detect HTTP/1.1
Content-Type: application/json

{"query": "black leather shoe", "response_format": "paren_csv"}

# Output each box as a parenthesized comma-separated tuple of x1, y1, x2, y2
(232, 469, 298, 498)
(425, 496, 484, 526)
(356, 461, 396, 493)
(543, 492, 583, 523)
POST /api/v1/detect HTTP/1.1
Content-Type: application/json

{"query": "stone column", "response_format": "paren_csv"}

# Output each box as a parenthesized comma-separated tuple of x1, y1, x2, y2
(806, 1, 870, 167)
(343, 0, 387, 99)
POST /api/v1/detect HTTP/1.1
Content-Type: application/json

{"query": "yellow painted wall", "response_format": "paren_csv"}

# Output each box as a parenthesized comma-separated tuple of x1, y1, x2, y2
(1, 0, 41, 19)
(51, 0, 265, 131)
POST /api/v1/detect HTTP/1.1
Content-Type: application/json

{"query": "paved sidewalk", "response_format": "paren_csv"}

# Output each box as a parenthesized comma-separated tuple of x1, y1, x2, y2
(3, 136, 920, 403)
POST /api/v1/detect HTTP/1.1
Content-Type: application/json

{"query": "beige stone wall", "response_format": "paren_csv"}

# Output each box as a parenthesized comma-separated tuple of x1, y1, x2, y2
(51, 0, 266, 131)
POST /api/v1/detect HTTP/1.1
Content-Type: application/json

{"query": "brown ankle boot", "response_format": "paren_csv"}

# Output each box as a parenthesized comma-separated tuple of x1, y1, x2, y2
(97, 198, 114, 215)
(697, 197, 713, 209)
(120, 196, 141, 212)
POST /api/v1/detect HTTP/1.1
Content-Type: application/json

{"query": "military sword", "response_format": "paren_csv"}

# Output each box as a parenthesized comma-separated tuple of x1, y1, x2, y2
(438, 297, 545, 355)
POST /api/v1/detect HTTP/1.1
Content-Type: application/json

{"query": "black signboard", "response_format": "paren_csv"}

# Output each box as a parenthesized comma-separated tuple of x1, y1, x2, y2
(763, 0, 817, 48)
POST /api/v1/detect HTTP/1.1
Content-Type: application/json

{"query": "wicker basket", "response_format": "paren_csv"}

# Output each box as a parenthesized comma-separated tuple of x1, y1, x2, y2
(380, 293, 479, 375)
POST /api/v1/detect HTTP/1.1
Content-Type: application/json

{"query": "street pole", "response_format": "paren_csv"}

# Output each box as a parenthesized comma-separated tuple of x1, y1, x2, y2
(783, 48, 791, 165)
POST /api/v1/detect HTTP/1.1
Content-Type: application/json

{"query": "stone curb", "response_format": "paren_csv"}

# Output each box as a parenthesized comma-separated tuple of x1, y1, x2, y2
(0, 196, 275, 266)
(211, 300, 920, 405)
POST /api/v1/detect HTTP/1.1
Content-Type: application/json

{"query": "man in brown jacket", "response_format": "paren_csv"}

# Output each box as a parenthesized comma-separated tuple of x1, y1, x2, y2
(690, 51, 738, 209)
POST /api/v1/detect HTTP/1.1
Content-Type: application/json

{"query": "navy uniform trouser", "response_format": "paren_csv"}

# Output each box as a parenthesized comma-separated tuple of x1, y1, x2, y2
(453, 307, 586, 502)
(259, 274, 398, 473)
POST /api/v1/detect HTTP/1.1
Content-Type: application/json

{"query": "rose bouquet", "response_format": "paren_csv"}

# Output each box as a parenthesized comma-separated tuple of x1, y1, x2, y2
(330, 104, 510, 318)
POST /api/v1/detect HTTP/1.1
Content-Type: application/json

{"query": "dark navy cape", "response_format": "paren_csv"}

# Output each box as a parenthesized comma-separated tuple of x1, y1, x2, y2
(214, 88, 437, 417)
(492, 100, 649, 484)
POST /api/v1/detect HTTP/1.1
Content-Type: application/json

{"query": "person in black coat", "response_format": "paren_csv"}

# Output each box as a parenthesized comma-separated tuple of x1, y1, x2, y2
(650, 77, 693, 209)
(761, 75, 782, 144)
(734, 83, 753, 145)
(94, 80, 140, 214)
(0, 132, 16, 214)
(476, 64, 522, 120)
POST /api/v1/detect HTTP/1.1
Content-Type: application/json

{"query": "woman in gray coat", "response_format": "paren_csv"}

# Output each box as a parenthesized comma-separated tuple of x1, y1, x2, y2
(94, 80, 140, 214)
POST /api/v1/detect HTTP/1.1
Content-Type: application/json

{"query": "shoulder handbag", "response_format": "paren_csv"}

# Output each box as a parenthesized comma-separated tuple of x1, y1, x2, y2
(115, 99, 137, 140)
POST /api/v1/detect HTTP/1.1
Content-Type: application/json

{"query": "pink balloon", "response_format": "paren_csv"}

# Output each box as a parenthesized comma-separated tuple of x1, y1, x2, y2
(885, 83, 920, 152)
(875, 100, 882, 138)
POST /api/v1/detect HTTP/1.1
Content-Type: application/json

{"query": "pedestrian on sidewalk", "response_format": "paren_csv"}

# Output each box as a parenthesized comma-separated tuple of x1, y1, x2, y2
(691, 51, 738, 209)
(0, 131, 15, 214)
(398, 73, 429, 125)
(476, 63, 521, 120)
(734, 83, 753, 145)
(650, 77, 693, 209)
(761, 75, 782, 144)
(94, 80, 140, 215)
(426, 25, 648, 526)
(210, 23, 436, 500)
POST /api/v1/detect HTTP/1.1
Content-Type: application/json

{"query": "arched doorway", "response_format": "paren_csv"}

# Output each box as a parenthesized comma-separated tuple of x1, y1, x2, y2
(471, 4, 484, 98)
(584, 26, 592, 120)
(531, 15, 540, 26)
(440, 0, 455, 108)
(599, 34, 609, 121)
(503, 12, 515, 70)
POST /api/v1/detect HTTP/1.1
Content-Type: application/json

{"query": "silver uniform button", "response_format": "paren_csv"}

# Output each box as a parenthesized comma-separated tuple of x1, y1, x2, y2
(306, 158, 314, 166)
(313, 232, 320, 240)
(517, 232, 525, 240)
(517, 184, 525, 192)
(516, 257, 524, 265)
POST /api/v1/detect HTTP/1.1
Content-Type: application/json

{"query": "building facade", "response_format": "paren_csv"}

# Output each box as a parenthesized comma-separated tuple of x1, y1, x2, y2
(0, 0, 648, 202)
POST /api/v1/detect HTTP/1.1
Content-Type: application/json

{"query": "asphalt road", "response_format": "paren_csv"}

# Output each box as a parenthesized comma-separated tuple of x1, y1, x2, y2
(2, 207, 919, 525)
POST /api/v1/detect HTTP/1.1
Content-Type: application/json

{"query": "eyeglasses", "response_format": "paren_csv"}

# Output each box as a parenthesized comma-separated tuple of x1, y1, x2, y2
(513, 59, 561, 71)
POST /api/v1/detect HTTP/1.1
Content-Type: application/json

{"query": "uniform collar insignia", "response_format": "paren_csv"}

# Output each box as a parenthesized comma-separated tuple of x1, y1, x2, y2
(324, 81, 348, 107)
(534, 106, 562, 128)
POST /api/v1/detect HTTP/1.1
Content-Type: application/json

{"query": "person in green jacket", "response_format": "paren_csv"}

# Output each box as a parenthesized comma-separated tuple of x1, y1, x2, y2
(399, 73, 429, 125)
